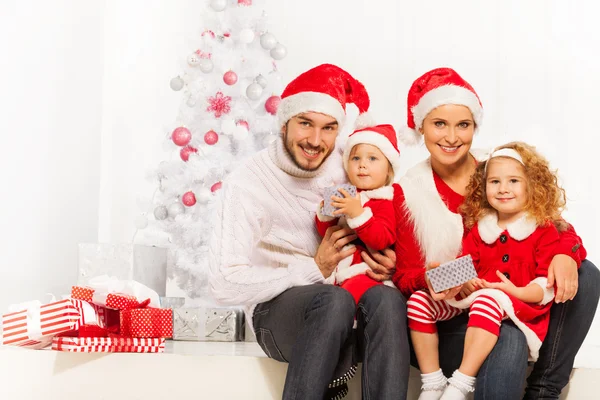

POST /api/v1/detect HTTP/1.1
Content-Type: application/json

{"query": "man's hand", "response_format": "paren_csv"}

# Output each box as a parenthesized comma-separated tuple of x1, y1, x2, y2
(459, 278, 483, 298)
(362, 248, 396, 281)
(314, 226, 357, 278)
(548, 254, 579, 303)
(331, 189, 363, 219)
(425, 262, 463, 301)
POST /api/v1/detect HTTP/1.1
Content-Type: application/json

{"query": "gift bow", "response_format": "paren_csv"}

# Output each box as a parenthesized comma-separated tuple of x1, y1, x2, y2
(87, 275, 160, 308)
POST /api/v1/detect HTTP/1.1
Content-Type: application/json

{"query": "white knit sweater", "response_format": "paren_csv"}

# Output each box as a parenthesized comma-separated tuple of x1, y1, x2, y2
(208, 138, 346, 329)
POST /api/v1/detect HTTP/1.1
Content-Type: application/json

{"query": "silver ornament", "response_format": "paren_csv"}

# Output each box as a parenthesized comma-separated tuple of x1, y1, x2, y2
(197, 188, 212, 204)
(270, 43, 287, 60)
(260, 32, 277, 50)
(168, 202, 185, 217)
(246, 82, 263, 100)
(134, 215, 149, 229)
(170, 76, 184, 91)
(198, 58, 214, 73)
(256, 74, 268, 88)
(238, 28, 255, 44)
(153, 205, 168, 220)
(209, 0, 227, 12)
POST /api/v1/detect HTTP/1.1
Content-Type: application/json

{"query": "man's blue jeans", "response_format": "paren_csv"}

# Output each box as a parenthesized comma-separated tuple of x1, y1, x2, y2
(253, 284, 411, 400)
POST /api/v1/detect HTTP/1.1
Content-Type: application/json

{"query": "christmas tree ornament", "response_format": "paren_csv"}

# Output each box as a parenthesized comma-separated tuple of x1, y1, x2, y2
(256, 74, 268, 88)
(206, 91, 232, 117)
(238, 28, 255, 44)
(223, 70, 238, 85)
(211, 182, 223, 192)
(265, 95, 281, 115)
(198, 58, 214, 73)
(238, 0, 252, 5)
(236, 120, 249, 130)
(259, 32, 277, 50)
(187, 53, 202, 67)
(204, 130, 219, 145)
(171, 127, 192, 146)
(182, 191, 197, 207)
(170, 76, 184, 91)
(180, 145, 198, 161)
(134, 215, 149, 229)
(209, 0, 227, 12)
(153, 205, 168, 220)
(270, 43, 287, 60)
(197, 188, 212, 204)
(168, 202, 185, 217)
(246, 82, 263, 100)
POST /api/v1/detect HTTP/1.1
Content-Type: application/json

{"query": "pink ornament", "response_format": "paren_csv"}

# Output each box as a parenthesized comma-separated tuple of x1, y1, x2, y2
(236, 120, 249, 130)
(171, 127, 192, 146)
(238, 0, 252, 5)
(265, 95, 281, 115)
(207, 91, 232, 118)
(211, 182, 223, 192)
(180, 145, 198, 162)
(204, 130, 219, 145)
(223, 71, 238, 86)
(182, 191, 197, 207)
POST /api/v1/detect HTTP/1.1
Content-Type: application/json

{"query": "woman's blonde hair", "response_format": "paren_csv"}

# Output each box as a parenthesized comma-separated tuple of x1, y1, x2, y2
(460, 141, 567, 231)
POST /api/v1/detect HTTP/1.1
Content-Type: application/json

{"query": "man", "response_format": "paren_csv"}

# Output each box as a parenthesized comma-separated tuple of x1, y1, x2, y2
(209, 64, 410, 399)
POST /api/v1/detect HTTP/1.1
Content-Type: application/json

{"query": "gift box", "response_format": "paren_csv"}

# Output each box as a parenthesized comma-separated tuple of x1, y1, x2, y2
(78, 243, 167, 297)
(173, 307, 244, 341)
(52, 336, 165, 353)
(322, 184, 357, 217)
(120, 308, 173, 338)
(2, 299, 81, 348)
(71, 286, 143, 310)
(426, 254, 478, 293)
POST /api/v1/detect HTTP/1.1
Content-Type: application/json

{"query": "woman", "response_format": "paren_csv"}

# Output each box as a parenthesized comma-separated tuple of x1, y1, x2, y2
(390, 67, 600, 399)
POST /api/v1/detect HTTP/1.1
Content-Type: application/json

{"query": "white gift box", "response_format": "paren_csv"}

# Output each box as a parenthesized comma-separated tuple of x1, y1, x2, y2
(78, 243, 167, 297)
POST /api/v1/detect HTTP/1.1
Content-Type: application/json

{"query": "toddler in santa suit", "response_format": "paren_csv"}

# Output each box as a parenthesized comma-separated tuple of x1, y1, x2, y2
(315, 124, 401, 304)
(407, 141, 586, 400)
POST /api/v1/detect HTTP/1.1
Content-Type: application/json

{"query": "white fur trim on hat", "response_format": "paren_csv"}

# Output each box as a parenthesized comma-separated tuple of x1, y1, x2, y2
(343, 131, 401, 178)
(277, 91, 346, 128)
(354, 111, 376, 130)
(412, 85, 483, 131)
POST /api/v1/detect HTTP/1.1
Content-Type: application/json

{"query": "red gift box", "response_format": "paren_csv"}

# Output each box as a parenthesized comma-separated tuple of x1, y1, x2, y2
(120, 308, 173, 338)
(2, 299, 81, 348)
(52, 336, 165, 353)
(71, 286, 143, 310)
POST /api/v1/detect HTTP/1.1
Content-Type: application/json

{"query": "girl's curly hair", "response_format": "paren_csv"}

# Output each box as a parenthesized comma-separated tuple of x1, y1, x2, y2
(460, 141, 567, 231)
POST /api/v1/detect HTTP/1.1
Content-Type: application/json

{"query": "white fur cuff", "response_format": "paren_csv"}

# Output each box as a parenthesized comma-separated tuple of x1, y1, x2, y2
(530, 277, 555, 305)
(346, 207, 373, 229)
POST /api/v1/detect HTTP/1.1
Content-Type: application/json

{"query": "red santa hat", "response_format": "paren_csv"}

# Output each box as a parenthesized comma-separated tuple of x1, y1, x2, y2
(277, 63, 374, 129)
(401, 67, 483, 145)
(343, 124, 401, 179)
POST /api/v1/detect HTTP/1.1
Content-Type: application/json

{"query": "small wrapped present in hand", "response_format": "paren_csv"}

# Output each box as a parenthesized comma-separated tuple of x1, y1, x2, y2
(426, 254, 478, 293)
(322, 184, 357, 217)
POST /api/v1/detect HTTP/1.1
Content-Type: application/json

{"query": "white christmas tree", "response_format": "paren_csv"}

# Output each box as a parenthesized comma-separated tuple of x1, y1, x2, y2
(141, 0, 286, 305)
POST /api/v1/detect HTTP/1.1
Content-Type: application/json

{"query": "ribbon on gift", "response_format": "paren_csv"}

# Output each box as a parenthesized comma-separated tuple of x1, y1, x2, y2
(71, 286, 151, 311)
(52, 336, 165, 353)
(87, 275, 160, 308)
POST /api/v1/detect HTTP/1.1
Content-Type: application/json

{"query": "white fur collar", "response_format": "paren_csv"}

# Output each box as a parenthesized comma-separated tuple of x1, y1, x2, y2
(478, 213, 538, 244)
(359, 186, 394, 205)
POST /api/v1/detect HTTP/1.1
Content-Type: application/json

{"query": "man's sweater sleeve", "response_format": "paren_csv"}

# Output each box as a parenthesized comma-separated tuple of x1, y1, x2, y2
(208, 183, 325, 306)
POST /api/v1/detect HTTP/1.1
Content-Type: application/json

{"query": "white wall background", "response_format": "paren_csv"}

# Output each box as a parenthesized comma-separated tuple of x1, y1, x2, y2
(2, 0, 599, 366)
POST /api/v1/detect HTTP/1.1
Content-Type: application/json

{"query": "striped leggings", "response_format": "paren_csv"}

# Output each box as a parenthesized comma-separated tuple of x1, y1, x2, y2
(407, 290, 505, 336)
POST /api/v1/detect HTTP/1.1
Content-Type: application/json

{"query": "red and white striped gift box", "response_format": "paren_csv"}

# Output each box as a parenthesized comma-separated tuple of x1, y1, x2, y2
(2, 299, 81, 348)
(52, 336, 165, 353)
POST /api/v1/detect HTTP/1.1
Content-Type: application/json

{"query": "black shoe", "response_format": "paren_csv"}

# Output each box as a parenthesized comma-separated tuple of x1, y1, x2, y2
(324, 382, 349, 400)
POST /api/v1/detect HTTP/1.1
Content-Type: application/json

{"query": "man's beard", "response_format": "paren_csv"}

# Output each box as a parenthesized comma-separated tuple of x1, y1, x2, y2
(283, 132, 333, 171)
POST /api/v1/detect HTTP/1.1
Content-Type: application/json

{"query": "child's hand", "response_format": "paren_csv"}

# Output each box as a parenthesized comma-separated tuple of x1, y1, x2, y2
(481, 270, 520, 297)
(459, 278, 484, 298)
(331, 188, 363, 218)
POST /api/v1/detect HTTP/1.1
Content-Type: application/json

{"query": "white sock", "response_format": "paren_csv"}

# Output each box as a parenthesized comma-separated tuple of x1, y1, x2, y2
(418, 369, 447, 400)
(441, 370, 476, 400)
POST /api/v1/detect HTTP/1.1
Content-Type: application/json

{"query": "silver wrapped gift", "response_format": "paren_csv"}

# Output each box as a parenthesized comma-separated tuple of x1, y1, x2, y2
(78, 243, 168, 296)
(173, 307, 245, 341)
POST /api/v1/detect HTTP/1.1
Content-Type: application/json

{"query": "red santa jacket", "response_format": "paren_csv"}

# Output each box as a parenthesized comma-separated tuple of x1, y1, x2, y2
(391, 158, 587, 299)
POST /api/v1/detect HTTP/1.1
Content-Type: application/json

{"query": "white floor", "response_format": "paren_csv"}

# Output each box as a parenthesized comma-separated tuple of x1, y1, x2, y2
(0, 341, 597, 399)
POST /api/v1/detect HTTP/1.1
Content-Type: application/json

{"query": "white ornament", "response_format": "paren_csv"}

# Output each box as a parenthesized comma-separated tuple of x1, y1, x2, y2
(153, 205, 168, 220)
(209, 0, 227, 12)
(197, 188, 212, 204)
(198, 58, 214, 73)
(233, 125, 249, 141)
(262, 134, 277, 147)
(246, 82, 263, 100)
(238, 28, 255, 44)
(187, 53, 202, 66)
(256, 74, 268, 88)
(270, 43, 287, 60)
(134, 215, 149, 229)
(260, 32, 277, 50)
(168, 202, 185, 217)
(170, 76, 184, 91)
(220, 119, 236, 135)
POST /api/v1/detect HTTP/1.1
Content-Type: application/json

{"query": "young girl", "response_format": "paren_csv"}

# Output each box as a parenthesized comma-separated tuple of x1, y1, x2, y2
(407, 142, 575, 400)
(315, 124, 401, 304)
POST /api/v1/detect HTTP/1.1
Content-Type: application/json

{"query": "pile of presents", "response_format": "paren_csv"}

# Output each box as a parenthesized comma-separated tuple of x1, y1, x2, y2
(1, 244, 246, 353)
